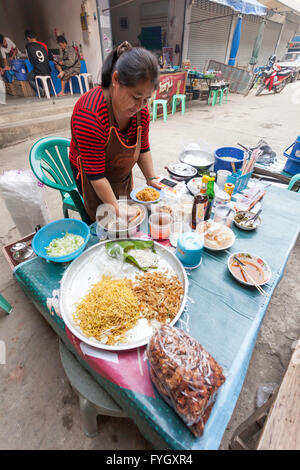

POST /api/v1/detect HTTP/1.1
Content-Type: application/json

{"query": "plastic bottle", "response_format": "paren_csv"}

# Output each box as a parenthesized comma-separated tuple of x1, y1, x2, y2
(204, 177, 215, 221)
(192, 192, 208, 230)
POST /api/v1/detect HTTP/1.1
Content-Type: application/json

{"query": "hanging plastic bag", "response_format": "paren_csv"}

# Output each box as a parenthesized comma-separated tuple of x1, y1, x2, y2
(0, 169, 50, 236)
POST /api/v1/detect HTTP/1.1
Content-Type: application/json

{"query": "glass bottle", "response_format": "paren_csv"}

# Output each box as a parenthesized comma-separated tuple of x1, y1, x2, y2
(192, 192, 208, 230)
(204, 177, 215, 221)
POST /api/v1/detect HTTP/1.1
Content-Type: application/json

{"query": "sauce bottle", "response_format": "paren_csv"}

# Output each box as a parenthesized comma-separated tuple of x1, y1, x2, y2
(192, 192, 208, 230)
(204, 177, 215, 221)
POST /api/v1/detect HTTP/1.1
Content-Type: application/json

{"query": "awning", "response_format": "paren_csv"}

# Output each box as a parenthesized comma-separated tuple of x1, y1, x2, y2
(208, 0, 267, 15)
(259, 1, 300, 14)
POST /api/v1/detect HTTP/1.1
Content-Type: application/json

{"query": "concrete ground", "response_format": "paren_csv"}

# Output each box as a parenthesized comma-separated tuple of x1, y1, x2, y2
(0, 86, 300, 450)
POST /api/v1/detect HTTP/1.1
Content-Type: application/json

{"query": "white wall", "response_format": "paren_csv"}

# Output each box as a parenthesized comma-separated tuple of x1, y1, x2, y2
(167, 0, 186, 65)
(0, 0, 103, 83)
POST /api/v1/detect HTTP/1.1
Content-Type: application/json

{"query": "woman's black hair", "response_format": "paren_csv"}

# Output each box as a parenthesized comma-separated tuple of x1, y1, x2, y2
(57, 35, 67, 44)
(101, 41, 159, 89)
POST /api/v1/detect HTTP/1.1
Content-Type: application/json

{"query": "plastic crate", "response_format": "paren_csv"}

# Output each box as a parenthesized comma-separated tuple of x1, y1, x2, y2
(226, 171, 252, 194)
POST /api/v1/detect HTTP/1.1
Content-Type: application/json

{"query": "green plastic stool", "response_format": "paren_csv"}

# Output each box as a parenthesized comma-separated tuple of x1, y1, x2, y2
(0, 294, 12, 314)
(172, 94, 186, 115)
(219, 87, 229, 105)
(152, 99, 168, 122)
(288, 174, 300, 192)
(208, 89, 221, 106)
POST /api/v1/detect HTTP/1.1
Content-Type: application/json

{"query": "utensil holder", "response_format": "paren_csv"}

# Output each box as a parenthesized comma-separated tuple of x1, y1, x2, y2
(226, 170, 252, 195)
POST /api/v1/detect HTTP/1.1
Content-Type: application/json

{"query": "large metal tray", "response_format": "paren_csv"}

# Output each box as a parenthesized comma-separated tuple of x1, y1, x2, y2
(59, 239, 188, 351)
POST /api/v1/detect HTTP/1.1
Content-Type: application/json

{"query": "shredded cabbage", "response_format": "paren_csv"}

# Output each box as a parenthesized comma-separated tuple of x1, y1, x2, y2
(46, 232, 84, 257)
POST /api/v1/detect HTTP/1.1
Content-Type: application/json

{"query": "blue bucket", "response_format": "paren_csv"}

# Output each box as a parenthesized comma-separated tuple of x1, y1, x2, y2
(11, 59, 27, 81)
(283, 136, 300, 175)
(214, 147, 245, 172)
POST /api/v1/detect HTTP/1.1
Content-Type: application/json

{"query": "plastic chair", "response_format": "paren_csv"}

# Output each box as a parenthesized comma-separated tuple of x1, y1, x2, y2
(79, 73, 93, 93)
(152, 99, 168, 122)
(68, 75, 84, 95)
(208, 88, 221, 106)
(287, 174, 300, 192)
(29, 136, 91, 225)
(35, 75, 57, 99)
(219, 87, 229, 105)
(0, 294, 12, 314)
(59, 340, 126, 437)
(172, 94, 186, 115)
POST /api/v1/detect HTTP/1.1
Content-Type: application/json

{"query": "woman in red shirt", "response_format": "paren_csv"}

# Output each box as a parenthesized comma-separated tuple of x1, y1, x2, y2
(70, 41, 160, 222)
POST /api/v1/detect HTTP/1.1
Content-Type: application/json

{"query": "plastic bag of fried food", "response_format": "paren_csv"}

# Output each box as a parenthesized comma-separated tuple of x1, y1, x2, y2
(147, 325, 225, 437)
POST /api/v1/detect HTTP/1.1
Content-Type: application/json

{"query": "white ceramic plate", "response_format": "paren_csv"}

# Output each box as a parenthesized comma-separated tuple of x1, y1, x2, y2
(227, 252, 271, 287)
(204, 224, 235, 251)
(59, 239, 188, 351)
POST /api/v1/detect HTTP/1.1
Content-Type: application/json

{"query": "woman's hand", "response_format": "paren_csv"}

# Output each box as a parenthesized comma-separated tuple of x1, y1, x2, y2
(146, 176, 162, 189)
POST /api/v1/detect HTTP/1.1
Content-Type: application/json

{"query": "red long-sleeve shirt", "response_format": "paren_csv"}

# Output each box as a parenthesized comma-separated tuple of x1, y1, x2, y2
(69, 86, 150, 180)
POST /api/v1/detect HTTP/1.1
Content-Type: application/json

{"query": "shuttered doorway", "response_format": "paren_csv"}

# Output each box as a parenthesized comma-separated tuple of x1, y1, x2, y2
(187, 0, 233, 71)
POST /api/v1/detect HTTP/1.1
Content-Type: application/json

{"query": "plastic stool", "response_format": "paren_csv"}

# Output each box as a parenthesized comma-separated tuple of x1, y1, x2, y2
(59, 340, 126, 437)
(0, 293, 12, 314)
(172, 94, 186, 115)
(152, 99, 168, 122)
(219, 87, 229, 105)
(80, 73, 93, 93)
(35, 76, 57, 99)
(68, 75, 83, 95)
(208, 88, 221, 106)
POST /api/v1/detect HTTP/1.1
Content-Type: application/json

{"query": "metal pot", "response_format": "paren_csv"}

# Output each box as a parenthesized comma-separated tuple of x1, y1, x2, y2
(165, 162, 197, 182)
(96, 200, 147, 240)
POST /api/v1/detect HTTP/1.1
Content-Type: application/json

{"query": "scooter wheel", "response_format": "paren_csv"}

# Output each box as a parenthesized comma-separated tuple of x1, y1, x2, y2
(274, 81, 286, 93)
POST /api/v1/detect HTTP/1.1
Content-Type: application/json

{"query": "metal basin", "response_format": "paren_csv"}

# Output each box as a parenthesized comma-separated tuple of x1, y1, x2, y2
(179, 150, 214, 170)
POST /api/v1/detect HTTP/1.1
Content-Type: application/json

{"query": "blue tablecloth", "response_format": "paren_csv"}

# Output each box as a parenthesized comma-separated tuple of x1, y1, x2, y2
(13, 185, 300, 449)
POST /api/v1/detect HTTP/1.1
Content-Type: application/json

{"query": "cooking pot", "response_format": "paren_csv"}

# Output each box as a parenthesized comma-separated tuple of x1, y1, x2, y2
(165, 162, 197, 182)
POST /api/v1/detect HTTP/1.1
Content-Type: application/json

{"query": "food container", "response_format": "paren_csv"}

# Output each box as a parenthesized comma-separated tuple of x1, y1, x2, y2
(149, 213, 172, 240)
(214, 147, 245, 172)
(214, 187, 231, 206)
(96, 200, 146, 240)
(165, 162, 197, 182)
(179, 150, 214, 170)
(234, 210, 262, 231)
(176, 231, 204, 269)
(213, 205, 236, 227)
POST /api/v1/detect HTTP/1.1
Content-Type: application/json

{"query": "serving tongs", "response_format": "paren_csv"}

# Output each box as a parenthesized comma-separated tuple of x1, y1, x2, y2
(233, 256, 267, 296)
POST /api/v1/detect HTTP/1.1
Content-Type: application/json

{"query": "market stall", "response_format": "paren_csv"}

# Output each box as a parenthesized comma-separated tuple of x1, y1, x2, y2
(7, 158, 300, 449)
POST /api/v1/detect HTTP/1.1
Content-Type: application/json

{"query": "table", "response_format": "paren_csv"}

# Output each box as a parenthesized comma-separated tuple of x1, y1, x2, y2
(13, 185, 300, 450)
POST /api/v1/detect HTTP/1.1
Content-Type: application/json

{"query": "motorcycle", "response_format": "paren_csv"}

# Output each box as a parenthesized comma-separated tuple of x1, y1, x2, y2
(249, 55, 295, 96)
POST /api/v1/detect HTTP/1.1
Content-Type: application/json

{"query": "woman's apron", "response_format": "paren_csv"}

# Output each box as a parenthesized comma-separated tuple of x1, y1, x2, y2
(74, 88, 142, 221)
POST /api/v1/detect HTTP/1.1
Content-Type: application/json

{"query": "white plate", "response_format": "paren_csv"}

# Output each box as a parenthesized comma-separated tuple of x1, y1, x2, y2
(227, 252, 271, 287)
(59, 239, 188, 351)
(204, 224, 235, 251)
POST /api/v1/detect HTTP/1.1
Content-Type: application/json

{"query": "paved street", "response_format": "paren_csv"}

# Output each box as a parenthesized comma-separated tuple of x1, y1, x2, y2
(0, 85, 299, 449)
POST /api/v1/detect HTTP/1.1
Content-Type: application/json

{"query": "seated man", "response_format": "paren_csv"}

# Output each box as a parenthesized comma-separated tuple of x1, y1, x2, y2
(0, 34, 19, 75)
(54, 36, 81, 96)
(24, 29, 53, 97)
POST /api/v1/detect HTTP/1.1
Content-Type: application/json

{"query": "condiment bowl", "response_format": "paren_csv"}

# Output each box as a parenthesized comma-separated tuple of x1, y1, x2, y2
(227, 252, 271, 286)
(234, 211, 262, 231)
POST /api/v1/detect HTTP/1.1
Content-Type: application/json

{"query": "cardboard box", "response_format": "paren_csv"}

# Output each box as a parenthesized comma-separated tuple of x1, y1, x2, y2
(5, 80, 35, 97)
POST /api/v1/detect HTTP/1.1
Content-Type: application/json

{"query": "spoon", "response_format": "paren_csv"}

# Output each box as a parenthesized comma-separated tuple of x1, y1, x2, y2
(245, 208, 262, 226)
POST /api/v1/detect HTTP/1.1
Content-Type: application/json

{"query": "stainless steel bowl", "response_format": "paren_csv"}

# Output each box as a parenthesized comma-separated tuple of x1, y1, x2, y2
(96, 200, 147, 240)
(179, 150, 214, 170)
(165, 162, 197, 182)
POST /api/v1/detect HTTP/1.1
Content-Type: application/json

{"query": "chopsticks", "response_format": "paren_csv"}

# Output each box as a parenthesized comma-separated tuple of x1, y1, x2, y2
(233, 256, 267, 296)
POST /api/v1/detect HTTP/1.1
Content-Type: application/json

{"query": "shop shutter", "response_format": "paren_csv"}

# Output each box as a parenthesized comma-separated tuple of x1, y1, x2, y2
(236, 15, 260, 67)
(187, 0, 233, 71)
(258, 20, 281, 66)
(276, 20, 297, 60)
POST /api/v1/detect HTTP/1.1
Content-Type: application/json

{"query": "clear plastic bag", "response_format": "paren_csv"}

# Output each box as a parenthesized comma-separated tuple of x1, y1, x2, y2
(0, 170, 50, 236)
(147, 325, 225, 436)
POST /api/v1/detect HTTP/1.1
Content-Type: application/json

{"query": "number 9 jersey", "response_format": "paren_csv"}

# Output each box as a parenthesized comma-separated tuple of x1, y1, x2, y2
(25, 42, 51, 76)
